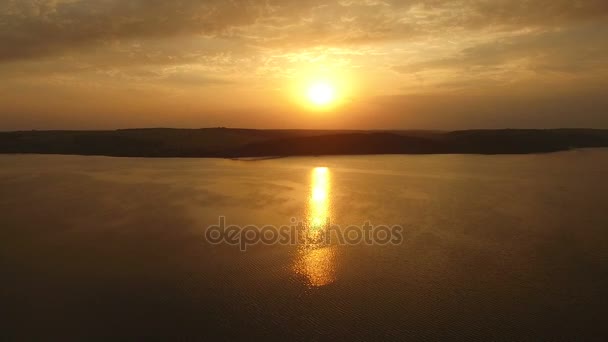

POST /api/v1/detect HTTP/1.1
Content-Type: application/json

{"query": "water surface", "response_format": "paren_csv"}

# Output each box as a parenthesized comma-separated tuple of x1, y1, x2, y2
(1, 151, 608, 340)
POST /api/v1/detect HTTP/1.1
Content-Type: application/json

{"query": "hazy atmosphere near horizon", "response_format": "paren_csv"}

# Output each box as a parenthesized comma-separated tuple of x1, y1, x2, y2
(1, 0, 608, 130)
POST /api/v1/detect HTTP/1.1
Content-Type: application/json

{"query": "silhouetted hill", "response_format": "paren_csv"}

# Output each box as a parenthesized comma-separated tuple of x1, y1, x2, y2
(229, 132, 444, 157)
(1, 128, 607, 158)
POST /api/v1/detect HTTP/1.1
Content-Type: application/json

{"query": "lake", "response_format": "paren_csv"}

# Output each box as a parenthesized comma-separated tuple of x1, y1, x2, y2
(1, 150, 608, 340)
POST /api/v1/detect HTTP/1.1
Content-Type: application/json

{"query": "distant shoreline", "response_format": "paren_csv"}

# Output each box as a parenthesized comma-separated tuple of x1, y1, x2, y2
(1, 128, 607, 158)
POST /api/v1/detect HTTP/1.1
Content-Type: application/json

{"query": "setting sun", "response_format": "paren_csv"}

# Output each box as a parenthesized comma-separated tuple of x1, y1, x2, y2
(307, 83, 336, 106)
(289, 67, 356, 111)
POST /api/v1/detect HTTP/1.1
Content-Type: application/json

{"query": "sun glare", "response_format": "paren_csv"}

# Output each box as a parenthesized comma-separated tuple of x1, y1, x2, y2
(307, 82, 336, 106)
(290, 68, 355, 111)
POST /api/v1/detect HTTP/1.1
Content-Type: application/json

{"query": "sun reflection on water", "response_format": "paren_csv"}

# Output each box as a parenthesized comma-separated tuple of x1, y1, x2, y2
(294, 167, 337, 287)
(309, 167, 330, 234)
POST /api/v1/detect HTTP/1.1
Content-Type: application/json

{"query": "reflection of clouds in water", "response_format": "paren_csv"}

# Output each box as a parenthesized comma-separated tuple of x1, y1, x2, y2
(294, 167, 337, 288)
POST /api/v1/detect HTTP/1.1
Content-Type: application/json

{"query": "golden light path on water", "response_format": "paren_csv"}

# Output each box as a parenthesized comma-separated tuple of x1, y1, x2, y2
(294, 167, 338, 287)
(310, 167, 330, 231)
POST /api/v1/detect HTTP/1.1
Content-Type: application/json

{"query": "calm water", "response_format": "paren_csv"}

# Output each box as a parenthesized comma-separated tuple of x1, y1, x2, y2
(1, 151, 608, 340)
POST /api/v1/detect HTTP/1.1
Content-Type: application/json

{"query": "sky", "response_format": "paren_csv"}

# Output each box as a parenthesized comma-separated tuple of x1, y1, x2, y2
(1, 0, 607, 130)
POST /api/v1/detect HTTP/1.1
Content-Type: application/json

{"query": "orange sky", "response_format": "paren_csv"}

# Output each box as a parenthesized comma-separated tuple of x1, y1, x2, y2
(1, 0, 608, 130)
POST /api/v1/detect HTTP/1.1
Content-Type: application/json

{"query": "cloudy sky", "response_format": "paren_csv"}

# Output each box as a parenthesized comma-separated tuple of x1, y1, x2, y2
(1, 0, 607, 130)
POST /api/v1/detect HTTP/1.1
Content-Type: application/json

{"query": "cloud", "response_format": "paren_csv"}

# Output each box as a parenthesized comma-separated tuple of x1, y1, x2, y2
(0, 0, 266, 62)
(464, 0, 608, 28)
(392, 22, 608, 91)
(2, 0, 607, 63)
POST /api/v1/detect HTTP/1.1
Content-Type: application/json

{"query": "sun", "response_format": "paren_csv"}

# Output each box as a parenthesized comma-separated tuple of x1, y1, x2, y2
(307, 82, 336, 106)
(290, 69, 354, 110)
